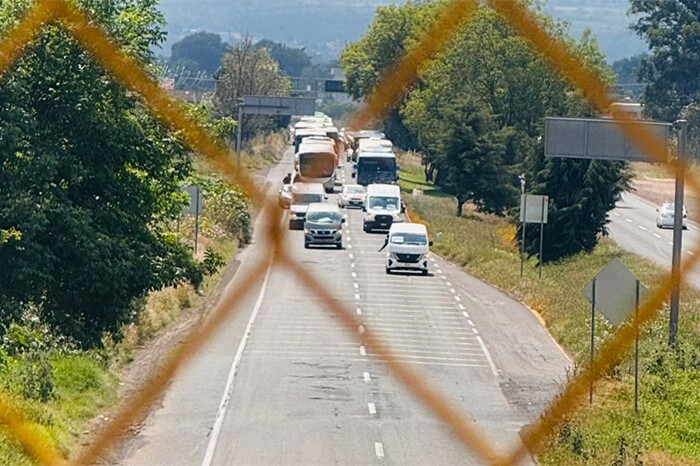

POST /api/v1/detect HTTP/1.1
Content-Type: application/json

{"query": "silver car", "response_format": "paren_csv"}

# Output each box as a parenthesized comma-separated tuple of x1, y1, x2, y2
(304, 203, 345, 249)
(656, 201, 688, 229)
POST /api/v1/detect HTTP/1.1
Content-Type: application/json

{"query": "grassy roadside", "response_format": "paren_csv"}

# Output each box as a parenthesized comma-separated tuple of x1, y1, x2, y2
(0, 133, 285, 464)
(400, 153, 700, 465)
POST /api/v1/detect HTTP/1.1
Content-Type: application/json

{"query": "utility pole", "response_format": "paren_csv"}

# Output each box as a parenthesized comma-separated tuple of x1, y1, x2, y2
(236, 99, 244, 174)
(669, 119, 688, 345)
(519, 174, 526, 277)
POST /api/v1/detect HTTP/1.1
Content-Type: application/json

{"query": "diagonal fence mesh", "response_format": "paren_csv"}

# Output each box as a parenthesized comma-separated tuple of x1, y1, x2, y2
(0, 1, 696, 465)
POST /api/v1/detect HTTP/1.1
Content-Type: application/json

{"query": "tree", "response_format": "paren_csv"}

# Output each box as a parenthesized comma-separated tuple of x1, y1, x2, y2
(344, 2, 629, 261)
(213, 37, 292, 138)
(0, 0, 201, 344)
(437, 97, 514, 216)
(170, 31, 229, 76)
(630, 0, 700, 121)
(255, 39, 313, 77)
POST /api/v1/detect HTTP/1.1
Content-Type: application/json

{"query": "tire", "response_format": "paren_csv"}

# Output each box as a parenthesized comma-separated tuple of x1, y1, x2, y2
(363, 223, 369, 233)
(336, 243, 343, 249)
(421, 269, 429, 276)
(304, 241, 310, 249)
(385, 268, 391, 275)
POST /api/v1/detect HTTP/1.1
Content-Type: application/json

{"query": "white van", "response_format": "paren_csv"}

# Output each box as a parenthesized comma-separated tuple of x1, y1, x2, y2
(384, 223, 431, 275)
(363, 184, 402, 232)
(289, 183, 325, 229)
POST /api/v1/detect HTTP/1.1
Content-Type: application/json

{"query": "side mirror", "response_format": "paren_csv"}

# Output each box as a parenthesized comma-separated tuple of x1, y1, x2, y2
(341, 218, 346, 224)
(429, 241, 434, 247)
(362, 206, 366, 212)
(352, 173, 356, 178)
(401, 204, 406, 213)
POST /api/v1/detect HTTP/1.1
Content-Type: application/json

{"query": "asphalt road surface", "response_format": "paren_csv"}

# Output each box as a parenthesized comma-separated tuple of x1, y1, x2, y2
(119, 147, 571, 465)
(609, 193, 700, 288)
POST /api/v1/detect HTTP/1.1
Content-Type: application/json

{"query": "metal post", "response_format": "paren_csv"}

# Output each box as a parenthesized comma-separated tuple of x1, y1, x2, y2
(539, 196, 545, 279)
(194, 186, 200, 257)
(590, 277, 596, 405)
(634, 279, 640, 414)
(670, 120, 687, 345)
(236, 104, 244, 174)
(521, 198, 527, 278)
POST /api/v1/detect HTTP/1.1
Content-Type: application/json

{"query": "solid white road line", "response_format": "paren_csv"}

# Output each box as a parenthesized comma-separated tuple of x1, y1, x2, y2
(201, 262, 273, 466)
(368, 402, 377, 415)
(476, 335, 499, 377)
(375, 442, 385, 459)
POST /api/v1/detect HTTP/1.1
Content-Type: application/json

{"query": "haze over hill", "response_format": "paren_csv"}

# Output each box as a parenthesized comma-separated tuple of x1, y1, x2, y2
(158, 0, 647, 62)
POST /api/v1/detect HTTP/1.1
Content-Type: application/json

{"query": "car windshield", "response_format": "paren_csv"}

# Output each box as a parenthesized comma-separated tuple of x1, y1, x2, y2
(345, 186, 365, 194)
(306, 211, 341, 224)
(369, 196, 399, 210)
(293, 193, 323, 204)
(390, 233, 427, 245)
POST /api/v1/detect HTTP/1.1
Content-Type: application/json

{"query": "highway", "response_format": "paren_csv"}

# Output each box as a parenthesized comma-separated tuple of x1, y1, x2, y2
(608, 192, 700, 288)
(119, 147, 571, 465)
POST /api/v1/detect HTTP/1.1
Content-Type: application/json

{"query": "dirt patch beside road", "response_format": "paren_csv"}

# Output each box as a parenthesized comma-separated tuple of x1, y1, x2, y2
(632, 177, 700, 222)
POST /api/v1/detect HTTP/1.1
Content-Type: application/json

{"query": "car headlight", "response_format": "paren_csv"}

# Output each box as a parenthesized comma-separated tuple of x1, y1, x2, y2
(367, 213, 375, 220)
(393, 213, 401, 220)
(304, 227, 311, 234)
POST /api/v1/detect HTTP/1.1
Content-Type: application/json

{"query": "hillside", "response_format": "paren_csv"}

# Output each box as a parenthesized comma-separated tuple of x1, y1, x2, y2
(158, 0, 647, 62)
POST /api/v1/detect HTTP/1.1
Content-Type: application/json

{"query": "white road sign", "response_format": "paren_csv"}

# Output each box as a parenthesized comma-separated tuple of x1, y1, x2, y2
(182, 186, 203, 216)
(519, 194, 549, 224)
(582, 258, 647, 326)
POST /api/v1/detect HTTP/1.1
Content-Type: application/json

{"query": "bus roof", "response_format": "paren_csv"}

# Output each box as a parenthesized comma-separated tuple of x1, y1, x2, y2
(291, 183, 325, 194)
(357, 152, 397, 159)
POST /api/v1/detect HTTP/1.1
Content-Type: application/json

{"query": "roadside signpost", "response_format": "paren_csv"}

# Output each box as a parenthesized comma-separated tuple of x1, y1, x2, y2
(583, 258, 647, 412)
(546, 115, 685, 345)
(182, 186, 203, 256)
(519, 194, 549, 278)
(236, 96, 316, 170)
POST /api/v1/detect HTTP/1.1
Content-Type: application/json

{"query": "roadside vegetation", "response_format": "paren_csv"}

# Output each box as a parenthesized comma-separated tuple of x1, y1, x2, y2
(342, 1, 631, 264)
(0, 0, 289, 462)
(400, 153, 700, 465)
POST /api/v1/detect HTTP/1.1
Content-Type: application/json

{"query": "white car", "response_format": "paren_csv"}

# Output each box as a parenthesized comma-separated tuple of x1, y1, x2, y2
(656, 202, 688, 229)
(384, 223, 431, 275)
(289, 183, 326, 229)
(338, 185, 366, 208)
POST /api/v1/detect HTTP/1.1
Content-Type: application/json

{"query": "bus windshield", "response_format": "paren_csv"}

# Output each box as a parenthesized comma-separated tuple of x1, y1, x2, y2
(299, 153, 335, 178)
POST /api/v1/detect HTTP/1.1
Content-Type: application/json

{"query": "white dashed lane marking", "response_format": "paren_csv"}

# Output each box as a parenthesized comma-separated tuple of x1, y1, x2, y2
(374, 442, 385, 459)
(359, 346, 366, 356)
(368, 402, 377, 415)
(363, 372, 371, 383)
(653, 233, 661, 238)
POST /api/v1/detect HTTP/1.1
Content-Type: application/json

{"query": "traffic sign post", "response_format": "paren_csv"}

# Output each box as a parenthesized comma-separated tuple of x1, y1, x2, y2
(546, 115, 686, 346)
(236, 95, 315, 171)
(519, 194, 549, 278)
(583, 258, 647, 410)
(182, 186, 204, 256)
